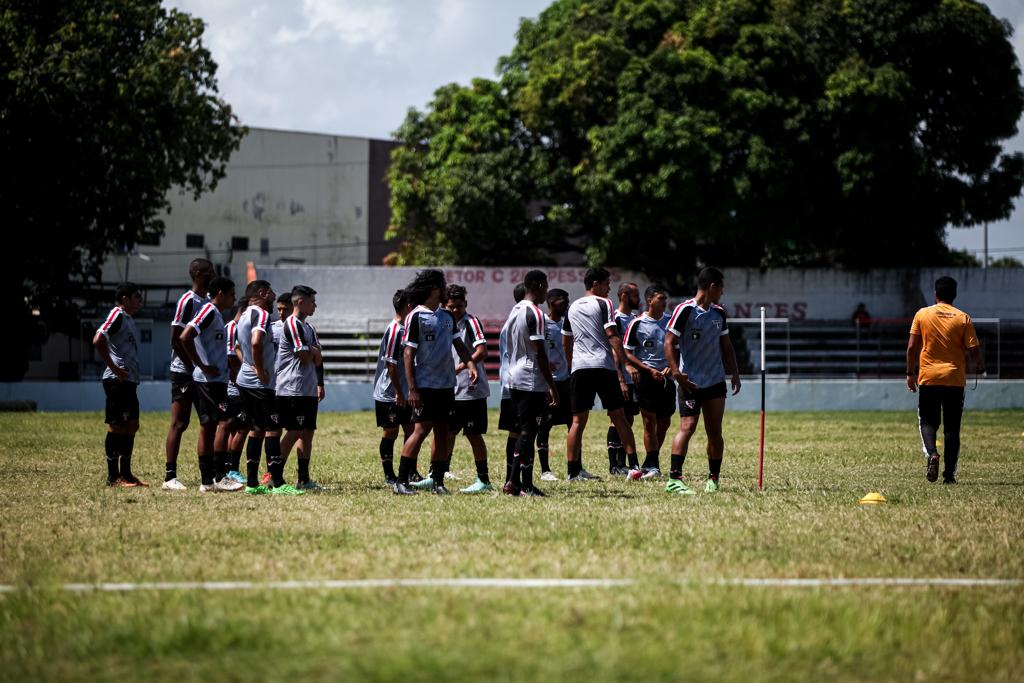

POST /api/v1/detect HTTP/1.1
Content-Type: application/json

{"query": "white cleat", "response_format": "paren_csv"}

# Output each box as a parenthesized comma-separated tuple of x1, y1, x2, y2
(214, 478, 244, 492)
(199, 483, 217, 492)
(540, 471, 559, 482)
(444, 471, 460, 480)
(161, 478, 187, 491)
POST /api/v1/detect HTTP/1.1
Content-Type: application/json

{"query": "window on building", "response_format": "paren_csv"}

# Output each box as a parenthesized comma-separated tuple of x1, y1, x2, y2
(260, 238, 269, 256)
(231, 236, 249, 251)
(186, 233, 204, 249)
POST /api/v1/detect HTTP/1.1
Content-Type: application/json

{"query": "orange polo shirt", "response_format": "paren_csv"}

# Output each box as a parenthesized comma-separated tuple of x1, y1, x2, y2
(909, 303, 979, 387)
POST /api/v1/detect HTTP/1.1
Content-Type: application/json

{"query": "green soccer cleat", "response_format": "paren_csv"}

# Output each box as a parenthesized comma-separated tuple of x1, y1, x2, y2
(704, 477, 720, 493)
(459, 479, 495, 494)
(270, 483, 305, 496)
(244, 485, 270, 495)
(410, 477, 434, 490)
(665, 479, 696, 496)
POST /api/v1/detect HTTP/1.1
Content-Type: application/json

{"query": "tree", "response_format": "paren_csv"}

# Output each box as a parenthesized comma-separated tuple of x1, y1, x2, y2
(0, 0, 244, 379)
(391, 0, 1024, 290)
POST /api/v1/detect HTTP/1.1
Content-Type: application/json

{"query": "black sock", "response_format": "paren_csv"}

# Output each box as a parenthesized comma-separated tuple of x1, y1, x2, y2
(398, 455, 415, 484)
(105, 433, 119, 482)
(165, 461, 177, 482)
(670, 454, 685, 480)
(505, 435, 517, 483)
(708, 458, 722, 480)
(229, 449, 242, 472)
(537, 428, 550, 472)
(246, 437, 264, 487)
(118, 434, 135, 479)
(626, 449, 638, 469)
(431, 458, 447, 486)
(568, 459, 581, 478)
(214, 451, 229, 481)
(518, 439, 535, 490)
(265, 436, 284, 487)
(475, 458, 490, 484)
(198, 455, 215, 486)
(297, 458, 310, 483)
(379, 437, 397, 479)
(642, 450, 660, 470)
(607, 427, 620, 471)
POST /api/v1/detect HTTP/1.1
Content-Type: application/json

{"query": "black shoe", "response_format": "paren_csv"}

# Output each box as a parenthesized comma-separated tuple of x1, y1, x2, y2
(392, 482, 417, 495)
(385, 476, 397, 486)
(926, 455, 939, 482)
(519, 486, 547, 497)
(502, 481, 520, 496)
(432, 484, 451, 495)
(942, 477, 957, 485)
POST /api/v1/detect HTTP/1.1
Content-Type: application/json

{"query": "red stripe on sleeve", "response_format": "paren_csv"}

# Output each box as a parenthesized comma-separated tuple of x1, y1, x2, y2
(100, 308, 121, 333)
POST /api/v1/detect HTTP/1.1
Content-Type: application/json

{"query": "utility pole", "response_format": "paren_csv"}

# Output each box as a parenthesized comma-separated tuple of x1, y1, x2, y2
(983, 222, 989, 268)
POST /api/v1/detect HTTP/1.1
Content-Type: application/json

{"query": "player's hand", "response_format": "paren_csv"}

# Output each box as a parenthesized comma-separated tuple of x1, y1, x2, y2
(408, 388, 422, 411)
(454, 362, 466, 374)
(112, 366, 130, 380)
(257, 370, 268, 385)
(730, 373, 742, 395)
(627, 366, 641, 384)
(467, 364, 479, 386)
(619, 377, 630, 401)
(200, 363, 218, 377)
(396, 392, 407, 408)
(311, 347, 322, 363)
(547, 386, 559, 407)
(677, 372, 698, 392)
(906, 375, 918, 393)
(317, 385, 325, 402)
(649, 367, 663, 381)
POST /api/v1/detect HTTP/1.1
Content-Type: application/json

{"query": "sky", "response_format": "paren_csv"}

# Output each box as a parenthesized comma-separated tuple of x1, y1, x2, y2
(167, 0, 1024, 262)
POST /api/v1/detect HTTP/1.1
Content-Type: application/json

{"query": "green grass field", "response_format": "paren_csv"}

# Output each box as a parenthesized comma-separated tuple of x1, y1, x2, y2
(1, 409, 1022, 682)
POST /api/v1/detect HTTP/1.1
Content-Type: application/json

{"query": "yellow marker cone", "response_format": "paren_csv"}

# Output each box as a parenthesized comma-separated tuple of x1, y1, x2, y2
(859, 492, 887, 505)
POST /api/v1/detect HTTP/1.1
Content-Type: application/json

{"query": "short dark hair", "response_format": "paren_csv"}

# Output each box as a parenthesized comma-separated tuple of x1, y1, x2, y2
(524, 269, 548, 291)
(115, 282, 141, 302)
(935, 276, 957, 303)
(618, 282, 638, 297)
(513, 283, 526, 303)
(445, 284, 467, 302)
(406, 269, 446, 305)
(291, 285, 316, 303)
(244, 279, 272, 301)
(547, 288, 568, 304)
(584, 267, 610, 289)
(392, 289, 410, 313)
(276, 292, 293, 306)
(188, 258, 212, 280)
(208, 276, 234, 298)
(697, 267, 724, 290)
(644, 284, 669, 302)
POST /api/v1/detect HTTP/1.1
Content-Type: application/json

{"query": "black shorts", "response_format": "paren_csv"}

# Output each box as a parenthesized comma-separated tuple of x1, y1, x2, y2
(194, 382, 229, 425)
(678, 381, 727, 417)
(278, 395, 318, 430)
(498, 397, 520, 432)
(375, 400, 412, 429)
(623, 382, 640, 416)
(637, 372, 676, 419)
(544, 380, 572, 428)
(170, 371, 194, 404)
(103, 379, 139, 425)
(412, 387, 454, 425)
(240, 387, 280, 432)
(570, 368, 624, 413)
(226, 392, 248, 430)
(510, 389, 548, 435)
(452, 398, 488, 436)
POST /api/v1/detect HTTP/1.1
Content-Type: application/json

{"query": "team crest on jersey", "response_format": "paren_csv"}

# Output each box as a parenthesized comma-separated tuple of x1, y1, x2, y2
(643, 340, 654, 348)
(712, 320, 722, 330)
(690, 331, 701, 340)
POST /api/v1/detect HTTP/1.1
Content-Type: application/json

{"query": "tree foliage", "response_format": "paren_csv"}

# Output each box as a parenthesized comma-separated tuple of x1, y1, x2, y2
(389, 0, 1024, 287)
(0, 0, 244, 378)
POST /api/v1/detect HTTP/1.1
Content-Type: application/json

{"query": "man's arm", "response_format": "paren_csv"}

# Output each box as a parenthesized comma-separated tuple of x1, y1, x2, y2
(719, 335, 742, 395)
(170, 326, 193, 372)
(906, 333, 923, 393)
(533, 338, 559, 406)
(92, 330, 129, 380)
(452, 337, 478, 386)
(403, 345, 420, 410)
(387, 362, 406, 407)
(605, 327, 630, 399)
(968, 345, 985, 374)
(252, 330, 269, 385)
(562, 333, 574, 371)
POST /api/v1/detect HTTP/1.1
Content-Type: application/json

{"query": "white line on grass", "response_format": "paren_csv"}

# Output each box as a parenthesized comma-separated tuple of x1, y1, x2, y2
(0, 577, 1020, 593)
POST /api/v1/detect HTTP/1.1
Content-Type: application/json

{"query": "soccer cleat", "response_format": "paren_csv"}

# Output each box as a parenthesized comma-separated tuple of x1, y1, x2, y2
(519, 486, 547, 497)
(926, 455, 940, 482)
(260, 472, 273, 486)
(296, 480, 323, 492)
(161, 478, 187, 491)
(432, 484, 451, 495)
(117, 475, 149, 488)
(640, 467, 662, 480)
(270, 483, 305, 496)
(444, 471, 460, 480)
(385, 476, 398, 486)
(942, 476, 958, 485)
(410, 470, 425, 483)
(459, 479, 494, 494)
(540, 471, 559, 482)
(410, 477, 434, 490)
(226, 470, 246, 484)
(214, 478, 244, 492)
(704, 477, 720, 493)
(665, 479, 696, 496)
(578, 469, 601, 480)
(609, 466, 629, 476)
(392, 482, 417, 495)
(566, 474, 588, 482)
(244, 485, 270, 495)
(627, 468, 643, 481)
(199, 483, 217, 492)
(502, 481, 520, 496)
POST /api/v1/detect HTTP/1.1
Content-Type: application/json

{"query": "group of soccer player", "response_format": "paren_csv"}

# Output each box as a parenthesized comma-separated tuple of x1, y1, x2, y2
(372, 266, 742, 496)
(94, 258, 326, 495)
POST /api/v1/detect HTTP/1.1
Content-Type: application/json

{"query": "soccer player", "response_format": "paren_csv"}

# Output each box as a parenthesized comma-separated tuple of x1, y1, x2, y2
(504, 270, 559, 496)
(275, 285, 322, 494)
(906, 276, 984, 484)
(93, 282, 146, 487)
(536, 288, 571, 481)
(498, 283, 527, 484)
(562, 267, 638, 481)
(373, 289, 413, 485)
(608, 281, 641, 474)
(180, 276, 244, 492)
(236, 279, 292, 495)
(163, 258, 214, 490)
(220, 308, 248, 484)
(393, 269, 478, 495)
(663, 267, 742, 495)
(443, 284, 494, 494)
(623, 284, 688, 479)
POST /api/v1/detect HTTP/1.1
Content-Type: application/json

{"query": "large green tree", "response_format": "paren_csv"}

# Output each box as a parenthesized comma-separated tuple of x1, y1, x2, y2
(0, 0, 244, 379)
(390, 0, 1024, 288)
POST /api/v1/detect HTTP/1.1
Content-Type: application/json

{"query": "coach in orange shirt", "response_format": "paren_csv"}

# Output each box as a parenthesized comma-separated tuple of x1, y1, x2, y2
(906, 276, 984, 484)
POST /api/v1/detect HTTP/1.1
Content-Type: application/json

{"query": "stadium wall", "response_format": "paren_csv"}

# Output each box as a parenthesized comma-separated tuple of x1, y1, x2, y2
(4, 380, 1023, 412)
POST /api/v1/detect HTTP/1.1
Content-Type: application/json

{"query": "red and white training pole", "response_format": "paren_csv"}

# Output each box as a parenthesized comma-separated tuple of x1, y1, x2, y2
(758, 306, 766, 491)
